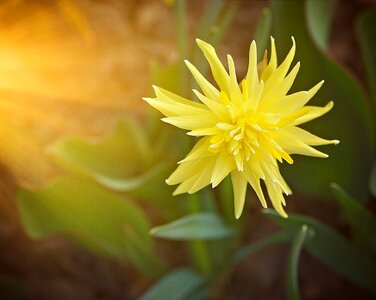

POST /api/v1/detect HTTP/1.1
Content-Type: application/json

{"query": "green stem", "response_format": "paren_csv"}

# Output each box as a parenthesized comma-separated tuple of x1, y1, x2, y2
(186, 193, 212, 275)
(174, 0, 188, 96)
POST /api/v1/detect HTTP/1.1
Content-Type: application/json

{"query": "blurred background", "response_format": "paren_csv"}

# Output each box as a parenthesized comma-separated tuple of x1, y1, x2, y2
(0, 0, 375, 299)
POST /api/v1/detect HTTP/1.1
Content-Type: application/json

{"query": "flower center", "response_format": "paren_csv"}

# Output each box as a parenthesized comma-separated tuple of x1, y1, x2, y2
(209, 117, 264, 171)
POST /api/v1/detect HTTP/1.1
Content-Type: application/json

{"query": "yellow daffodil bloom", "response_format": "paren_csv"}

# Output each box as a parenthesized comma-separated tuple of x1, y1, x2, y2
(144, 38, 338, 218)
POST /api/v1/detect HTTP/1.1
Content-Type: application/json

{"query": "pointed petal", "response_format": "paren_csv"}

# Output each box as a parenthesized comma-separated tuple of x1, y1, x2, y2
(167, 159, 206, 185)
(274, 129, 331, 158)
(243, 165, 267, 207)
(192, 89, 230, 120)
(187, 126, 220, 137)
(184, 60, 220, 100)
(231, 171, 248, 219)
(154, 86, 205, 108)
(271, 36, 296, 82)
(245, 40, 259, 98)
(266, 80, 324, 114)
(227, 54, 243, 105)
(211, 150, 236, 187)
(162, 113, 218, 130)
(265, 178, 288, 218)
(292, 101, 334, 125)
(246, 80, 264, 111)
(173, 176, 197, 195)
(178, 138, 211, 164)
(196, 39, 230, 93)
(278, 61, 300, 97)
(260, 36, 277, 82)
(188, 158, 216, 194)
(283, 126, 339, 146)
(259, 37, 296, 109)
(144, 97, 207, 117)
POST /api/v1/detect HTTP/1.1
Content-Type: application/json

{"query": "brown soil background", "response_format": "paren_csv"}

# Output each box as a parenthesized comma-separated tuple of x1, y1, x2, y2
(0, 0, 375, 299)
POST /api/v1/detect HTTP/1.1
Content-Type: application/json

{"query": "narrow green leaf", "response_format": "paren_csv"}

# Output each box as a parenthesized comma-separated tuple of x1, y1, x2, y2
(356, 6, 376, 105)
(254, 7, 272, 58)
(206, 2, 237, 50)
(330, 183, 376, 253)
(139, 268, 207, 300)
(306, 0, 336, 50)
(286, 225, 312, 300)
(264, 209, 376, 294)
(17, 176, 163, 276)
(150, 212, 234, 240)
(232, 231, 293, 264)
(195, 0, 225, 41)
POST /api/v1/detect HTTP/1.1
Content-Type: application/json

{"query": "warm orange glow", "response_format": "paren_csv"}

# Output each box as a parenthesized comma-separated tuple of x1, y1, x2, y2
(0, 1, 170, 186)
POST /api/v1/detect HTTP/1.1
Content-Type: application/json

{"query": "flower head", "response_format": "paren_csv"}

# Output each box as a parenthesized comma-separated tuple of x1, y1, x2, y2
(144, 38, 338, 218)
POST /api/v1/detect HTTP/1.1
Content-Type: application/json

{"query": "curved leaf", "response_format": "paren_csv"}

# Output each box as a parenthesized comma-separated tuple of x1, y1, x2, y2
(48, 119, 149, 179)
(330, 183, 376, 253)
(17, 176, 164, 276)
(139, 268, 207, 300)
(356, 6, 376, 106)
(286, 225, 312, 300)
(264, 209, 376, 294)
(254, 7, 273, 58)
(151, 212, 234, 240)
(306, 0, 336, 50)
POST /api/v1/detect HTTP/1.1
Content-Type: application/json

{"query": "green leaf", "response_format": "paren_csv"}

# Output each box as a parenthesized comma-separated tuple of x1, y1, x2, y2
(270, 0, 373, 201)
(356, 6, 376, 105)
(139, 268, 207, 300)
(306, 0, 336, 50)
(330, 183, 376, 253)
(254, 7, 272, 58)
(286, 225, 312, 300)
(17, 176, 164, 276)
(150, 212, 234, 240)
(232, 231, 293, 264)
(48, 119, 149, 180)
(195, 0, 225, 41)
(264, 209, 376, 294)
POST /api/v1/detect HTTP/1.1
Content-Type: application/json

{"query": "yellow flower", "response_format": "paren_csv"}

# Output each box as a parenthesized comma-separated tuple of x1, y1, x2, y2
(144, 38, 339, 219)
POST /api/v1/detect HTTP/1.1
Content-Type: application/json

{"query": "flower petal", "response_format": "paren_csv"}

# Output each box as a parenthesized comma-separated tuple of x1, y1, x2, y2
(282, 126, 339, 146)
(178, 138, 212, 164)
(292, 101, 334, 125)
(245, 40, 259, 101)
(266, 80, 324, 114)
(211, 150, 236, 187)
(196, 39, 230, 94)
(260, 36, 277, 82)
(231, 171, 248, 219)
(192, 89, 230, 121)
(184, 60, 220, 100)
(265, 178, 288, 218)
(162, 113, 218, 130)
(243, 165, 267, 208)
